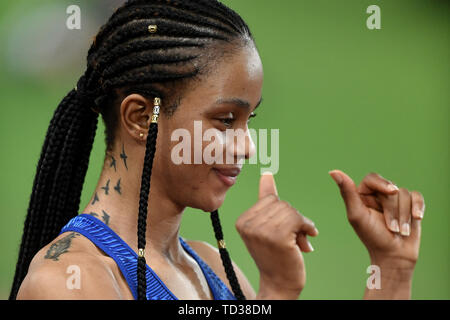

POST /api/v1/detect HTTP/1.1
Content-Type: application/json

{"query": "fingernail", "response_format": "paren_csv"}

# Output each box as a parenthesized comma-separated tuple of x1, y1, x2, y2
(416, 209, 424, 219)
(307, 241, 314, 252)
(387, 184, 399, 192)
(401, 223, 410, 236)
(390, 219, 400, 233)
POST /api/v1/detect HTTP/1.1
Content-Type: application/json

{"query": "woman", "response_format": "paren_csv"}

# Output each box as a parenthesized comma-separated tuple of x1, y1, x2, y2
(11, 0, 425, 300)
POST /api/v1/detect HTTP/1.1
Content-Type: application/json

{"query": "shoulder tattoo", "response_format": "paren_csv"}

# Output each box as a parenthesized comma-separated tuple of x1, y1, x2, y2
(44, 232, 80, 261)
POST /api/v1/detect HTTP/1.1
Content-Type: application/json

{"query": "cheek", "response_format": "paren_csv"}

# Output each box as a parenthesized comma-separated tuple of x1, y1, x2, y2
(159, 157, 227, 211)
(164, 163, 226, 212)
(154, 118, 228, 210)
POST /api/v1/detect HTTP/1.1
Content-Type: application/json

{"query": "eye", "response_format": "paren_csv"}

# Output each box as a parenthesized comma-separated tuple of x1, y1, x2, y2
(247, 112, 257, 124)
(215, 113, 235, 128)
(220, 118, 234, 127)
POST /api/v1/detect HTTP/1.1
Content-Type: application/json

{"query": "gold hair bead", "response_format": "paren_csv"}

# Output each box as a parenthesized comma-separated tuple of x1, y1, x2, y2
(148, 25, 157, 33)
(138, 248, 145, 257)
(217, 239, 226, 249)
(151, 97, 161, 123)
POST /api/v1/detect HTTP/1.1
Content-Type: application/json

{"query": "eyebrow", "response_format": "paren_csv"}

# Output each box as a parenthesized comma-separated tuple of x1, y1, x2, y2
(214, 96, 263, 110)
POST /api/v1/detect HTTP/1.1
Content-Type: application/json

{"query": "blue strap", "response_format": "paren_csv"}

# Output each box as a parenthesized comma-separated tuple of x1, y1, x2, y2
(60, 214, 176, 300)
(59, 214, 236, 300)
(179, 238, 236, 300)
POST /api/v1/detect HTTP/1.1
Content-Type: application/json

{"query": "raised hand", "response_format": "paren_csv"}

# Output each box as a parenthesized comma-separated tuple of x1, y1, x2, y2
(329, 169, 426, 299)
(236, 173, 319, 300)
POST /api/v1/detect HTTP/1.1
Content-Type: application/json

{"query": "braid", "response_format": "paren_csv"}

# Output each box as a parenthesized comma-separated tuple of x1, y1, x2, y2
(210, 210, 246, 300)
(9, 86, 99, 299)
(11, 0, 253, 300)
(137, 121, 159, 300)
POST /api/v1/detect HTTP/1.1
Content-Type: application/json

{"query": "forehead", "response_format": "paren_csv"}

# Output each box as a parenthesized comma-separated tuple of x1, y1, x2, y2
(216, 44, 263, 83)
(184, 45, 264, 106)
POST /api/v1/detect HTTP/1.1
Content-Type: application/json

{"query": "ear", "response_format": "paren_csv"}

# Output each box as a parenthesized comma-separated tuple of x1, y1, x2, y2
(120, 94, 153, 141)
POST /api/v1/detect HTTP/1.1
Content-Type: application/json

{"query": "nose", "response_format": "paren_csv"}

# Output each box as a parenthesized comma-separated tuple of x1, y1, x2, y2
(225, 128, 256, 163)
(243, 129, 256, 160)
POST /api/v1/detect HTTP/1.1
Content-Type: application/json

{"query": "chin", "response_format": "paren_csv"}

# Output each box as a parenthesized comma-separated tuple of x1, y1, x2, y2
(188, 171, 232, 212)
(197, 190, 227, 213)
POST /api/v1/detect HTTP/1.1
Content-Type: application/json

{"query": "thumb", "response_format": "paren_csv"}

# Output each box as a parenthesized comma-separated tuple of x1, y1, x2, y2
(259, 172, 278, 200)
(328, 169, 365, 221)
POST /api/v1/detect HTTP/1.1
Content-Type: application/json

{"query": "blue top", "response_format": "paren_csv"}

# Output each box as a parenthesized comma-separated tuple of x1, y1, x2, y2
(59, 214, 236, 300)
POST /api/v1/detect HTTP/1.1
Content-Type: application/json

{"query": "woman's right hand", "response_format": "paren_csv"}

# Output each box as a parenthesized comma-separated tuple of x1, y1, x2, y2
(235, 173, 319, 300)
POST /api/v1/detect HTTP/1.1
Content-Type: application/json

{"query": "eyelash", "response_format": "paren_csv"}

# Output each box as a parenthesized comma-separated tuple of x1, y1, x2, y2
(217, 113, 257, 128)
(248, 113, 257, 123)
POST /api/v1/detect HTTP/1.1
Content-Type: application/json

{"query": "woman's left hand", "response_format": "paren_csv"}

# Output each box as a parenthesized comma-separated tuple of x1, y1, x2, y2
(328, 170, 425, 270)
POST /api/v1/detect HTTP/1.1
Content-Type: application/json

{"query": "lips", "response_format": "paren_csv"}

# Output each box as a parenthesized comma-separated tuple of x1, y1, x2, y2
(213, 167, 241, 187)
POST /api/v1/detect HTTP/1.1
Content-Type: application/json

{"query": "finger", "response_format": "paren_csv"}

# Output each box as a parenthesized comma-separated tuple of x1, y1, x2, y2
(411, 190, 425, 220)
(252, 192, 279, 212)
(300, 216, 319, 237)
(259, 172, 278, 200)
(398, 188, 412, 237)
(275, 209, 319, 237)
(328, 169, 366, 223)
(296, 233, 314, 252)
(410, 212, 422, 240)
(357, 172, 399, 195)
(360, 194, 383, 212)
(238, 196, 282, 230)
(378, 192, 400, 233)
(276, 211, 317, 251)
(249, 200, 290, 227)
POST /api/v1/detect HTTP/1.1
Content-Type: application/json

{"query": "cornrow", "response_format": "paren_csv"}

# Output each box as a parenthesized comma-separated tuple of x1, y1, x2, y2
(90, 0, 240, 52)
(10, 0, 253, 300)
(95, 6, 235, 47)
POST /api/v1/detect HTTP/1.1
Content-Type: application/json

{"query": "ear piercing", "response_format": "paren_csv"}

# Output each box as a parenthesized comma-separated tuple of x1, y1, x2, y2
(138, 98, 160, 138)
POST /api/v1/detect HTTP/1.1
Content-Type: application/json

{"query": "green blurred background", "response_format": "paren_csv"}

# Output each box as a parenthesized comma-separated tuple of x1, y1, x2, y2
(0, 0, 448, 299)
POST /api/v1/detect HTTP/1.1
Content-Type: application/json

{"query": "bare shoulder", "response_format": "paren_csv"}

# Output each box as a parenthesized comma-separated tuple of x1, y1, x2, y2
(17, 232, 123, 300)
(185, 239, 256, 299)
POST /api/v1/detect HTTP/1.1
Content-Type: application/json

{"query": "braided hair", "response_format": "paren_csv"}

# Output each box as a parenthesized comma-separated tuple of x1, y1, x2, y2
(10, 0, 252, 300)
